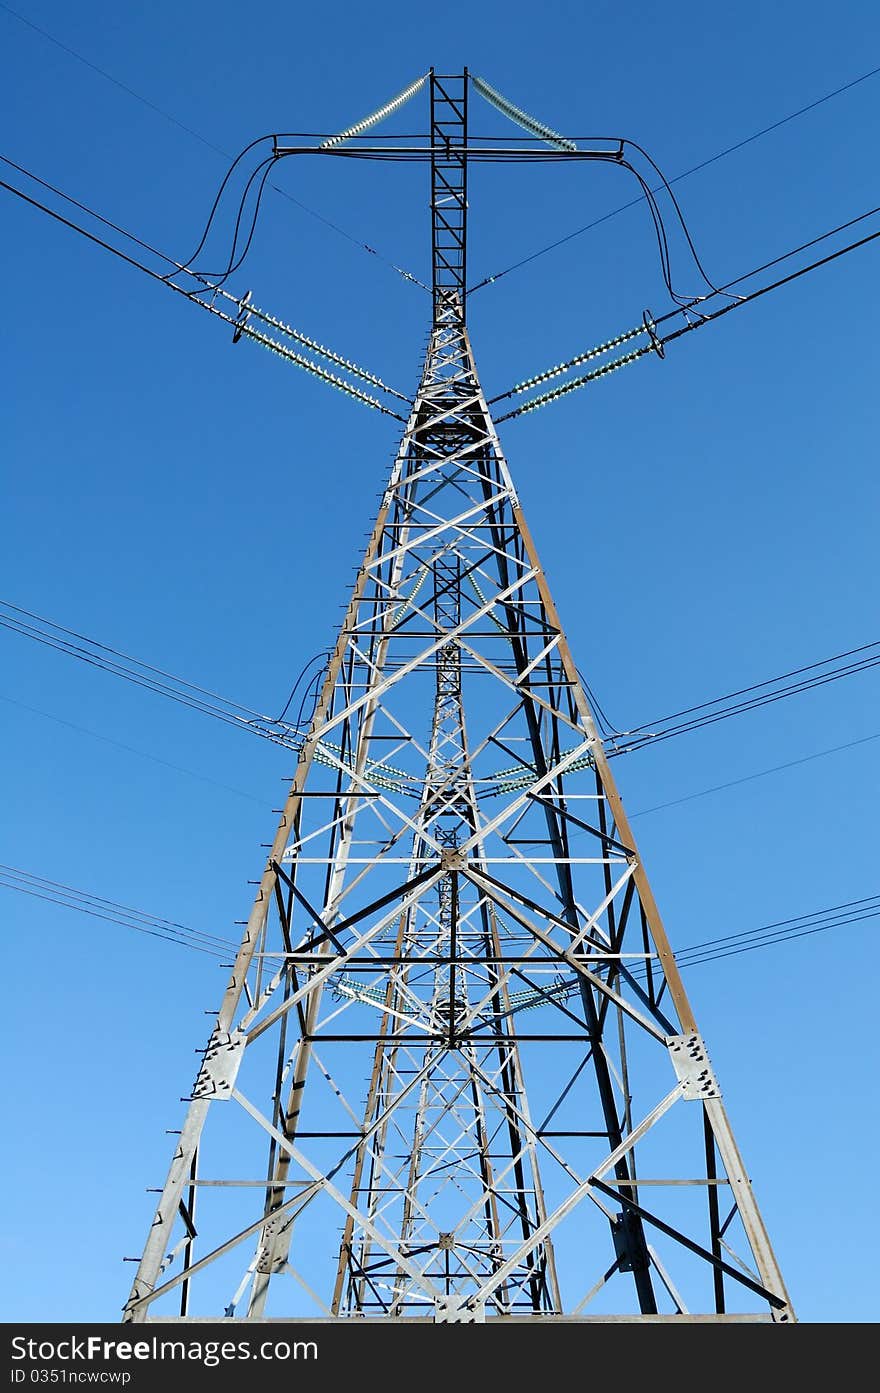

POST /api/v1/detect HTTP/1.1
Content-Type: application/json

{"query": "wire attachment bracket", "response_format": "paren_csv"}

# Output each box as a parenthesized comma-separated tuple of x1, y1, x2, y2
(642, 309, 665, 359)
(232, 289, 253, 344)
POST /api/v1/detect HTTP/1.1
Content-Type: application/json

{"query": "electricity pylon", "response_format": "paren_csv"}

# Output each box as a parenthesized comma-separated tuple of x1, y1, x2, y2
(124, 71, 794, 1324)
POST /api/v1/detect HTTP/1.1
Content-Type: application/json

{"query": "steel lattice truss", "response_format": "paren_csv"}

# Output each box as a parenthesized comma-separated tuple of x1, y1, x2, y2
(124, 72, 794, 1326)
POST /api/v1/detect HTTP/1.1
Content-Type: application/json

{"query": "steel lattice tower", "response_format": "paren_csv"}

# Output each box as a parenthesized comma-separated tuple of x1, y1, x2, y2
(124, 72, 795, 1324)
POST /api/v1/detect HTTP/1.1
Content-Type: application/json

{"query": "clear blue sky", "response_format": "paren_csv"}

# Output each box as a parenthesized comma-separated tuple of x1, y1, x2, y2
(1, 0, 878, 1325)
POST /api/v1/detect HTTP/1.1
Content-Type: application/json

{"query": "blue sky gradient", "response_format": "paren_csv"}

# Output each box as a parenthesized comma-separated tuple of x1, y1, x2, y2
(1, 1, 878, 1324)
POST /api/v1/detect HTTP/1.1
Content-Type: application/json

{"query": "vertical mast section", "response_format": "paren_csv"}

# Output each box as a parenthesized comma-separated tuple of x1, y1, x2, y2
(430, 70, 468, 323)
(330, 302, 561, 1317)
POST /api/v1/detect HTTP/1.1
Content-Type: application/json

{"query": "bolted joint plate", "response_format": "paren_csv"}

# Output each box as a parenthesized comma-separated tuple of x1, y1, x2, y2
(666, 1032, 722, 1100)
(192, 1027, 246, 1100)
(611, 1211, 650, 1272)
(255, 1214, 288, 1275)
(434, 1296, 485, 1323)
(439, 848, 466, 871)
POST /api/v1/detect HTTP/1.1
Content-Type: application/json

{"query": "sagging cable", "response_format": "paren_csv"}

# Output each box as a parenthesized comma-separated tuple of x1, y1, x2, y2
(471, 74, 577, 153)
(320, 74, 429, 149)
(0, 162, 410, 415)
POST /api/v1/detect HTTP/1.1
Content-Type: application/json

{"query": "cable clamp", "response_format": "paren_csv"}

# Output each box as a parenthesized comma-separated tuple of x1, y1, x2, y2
(642, 309, 665, 359)
(232, 289, 254, 344)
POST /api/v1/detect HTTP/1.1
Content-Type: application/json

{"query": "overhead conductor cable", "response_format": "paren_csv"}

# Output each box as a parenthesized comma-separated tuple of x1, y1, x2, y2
(0, 170, 409, 418)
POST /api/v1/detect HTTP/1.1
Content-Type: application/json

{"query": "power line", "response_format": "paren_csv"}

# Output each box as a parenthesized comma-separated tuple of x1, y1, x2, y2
(493, 201, 880, 411)
(0, 0, 427, 291)
(0, 598, 307, 752)
(497, 213, 880, 420)
(546, 896, 880, 998)
(626, 731, 880, 819)
(661, 222, 880, 348)
(470, 62, 880, 292)
(4, 595, 878, 768)
(605, 639, 880, 755)
(2, 855, 871, 977)
(2, 167, 878, 764)
(265, 132, 729, 314)
(652, 203, 880, 332)
(8, 684, 876, 861)
(0, 692, 267, 806)
(6, 146, 875, 426)
(0, 152, 404, 396)
(0, 864, 236, 958)
(660, 895, 880, 972)
(0, 164, 408, 417)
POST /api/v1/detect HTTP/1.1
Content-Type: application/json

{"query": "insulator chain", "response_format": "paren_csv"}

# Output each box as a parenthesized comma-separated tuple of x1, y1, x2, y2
(228, 294, 409, 399)
(191, 295, 407, 418)
(496, 316, 665, 423)
(320, 73, 429, 149)
(471, 74, 577, 153)
(312, 740, 413, 793)
(188, 281, 409, 405)
(235, 320, 402, 415)
(502, 322, 649, 398)
(467, 574, 509, 633)
(389, 564, 430, 626)
(490, 749, 595, 792)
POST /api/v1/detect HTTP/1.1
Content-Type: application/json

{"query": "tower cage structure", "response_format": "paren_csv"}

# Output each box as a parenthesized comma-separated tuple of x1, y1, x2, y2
(123, 70, 794, 1325)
